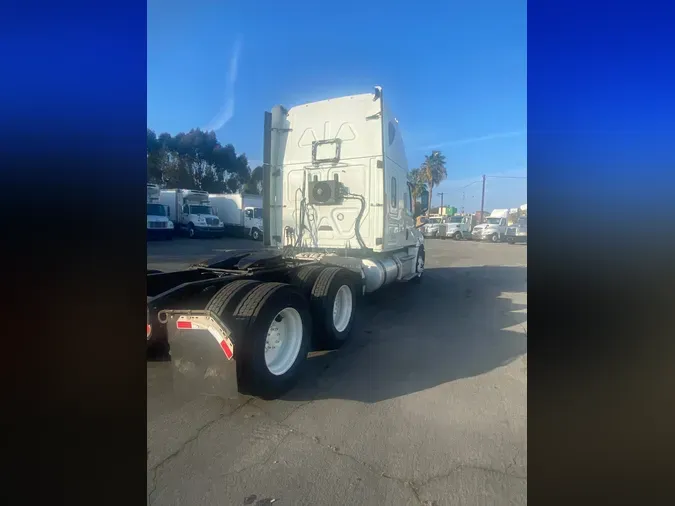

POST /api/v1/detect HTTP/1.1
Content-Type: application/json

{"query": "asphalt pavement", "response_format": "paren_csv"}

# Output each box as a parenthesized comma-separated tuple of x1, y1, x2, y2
(147, 238, 527, 506)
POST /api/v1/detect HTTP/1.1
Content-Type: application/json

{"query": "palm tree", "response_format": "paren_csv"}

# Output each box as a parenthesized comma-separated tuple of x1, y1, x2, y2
(407, 168, 427, 206)
(421, 151, 447, 216)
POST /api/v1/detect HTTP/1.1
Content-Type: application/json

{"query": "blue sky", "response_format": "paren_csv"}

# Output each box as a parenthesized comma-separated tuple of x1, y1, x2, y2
(148, 0, 526, 212)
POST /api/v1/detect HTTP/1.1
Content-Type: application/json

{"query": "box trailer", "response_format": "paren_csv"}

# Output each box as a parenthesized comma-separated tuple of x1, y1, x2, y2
(159, 189, 225, 238)
(209, 193, 263, 240)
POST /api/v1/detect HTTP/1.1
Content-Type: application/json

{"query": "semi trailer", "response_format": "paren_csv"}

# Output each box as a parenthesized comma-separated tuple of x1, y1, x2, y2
(147, 87, 426, 399)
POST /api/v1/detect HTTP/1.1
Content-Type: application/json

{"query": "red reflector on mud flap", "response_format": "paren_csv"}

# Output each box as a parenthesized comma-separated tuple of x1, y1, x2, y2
(220, 339, 233, 360)
(176, 320, 193, 329)
(147, 324, 151, 338)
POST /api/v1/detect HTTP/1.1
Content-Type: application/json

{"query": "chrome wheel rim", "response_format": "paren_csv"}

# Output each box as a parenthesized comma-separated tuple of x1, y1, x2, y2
(264, 307, 303, 376)
(332, 285, 353, 333)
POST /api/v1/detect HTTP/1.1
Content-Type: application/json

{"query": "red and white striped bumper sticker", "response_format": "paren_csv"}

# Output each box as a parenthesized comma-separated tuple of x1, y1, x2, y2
(175, 315, 234, 360)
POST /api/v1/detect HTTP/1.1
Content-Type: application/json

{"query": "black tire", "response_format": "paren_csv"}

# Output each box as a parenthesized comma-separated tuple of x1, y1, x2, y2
(251, 228, 261, 241)
(204, 279, 263, 341)
(410, 246, 425, 284)
(233, 283, 312, 399)
(453, 231, 462, 240)
(188, 223, 196, 239)
(288, 264, 325, 295)
(491, 233, 500, 243)
(164, 233, 173, 241)
(309, 267, 359, 350)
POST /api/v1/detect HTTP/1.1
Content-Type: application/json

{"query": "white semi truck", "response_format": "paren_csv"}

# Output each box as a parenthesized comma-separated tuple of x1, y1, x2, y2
(506, 204, 527, 244)
(209, 193, 264, 240)
(471, 208, 510, 242)
(159, 189, 225, 238)
(146, 184, 174, 240)
(438, 214, 474, 240)
(147, 87, 426, 399)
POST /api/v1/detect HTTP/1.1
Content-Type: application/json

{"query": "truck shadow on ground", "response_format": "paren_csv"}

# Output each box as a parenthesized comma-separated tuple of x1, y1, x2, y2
(281, 265, 527, 404)
(149, 266, 527, 406)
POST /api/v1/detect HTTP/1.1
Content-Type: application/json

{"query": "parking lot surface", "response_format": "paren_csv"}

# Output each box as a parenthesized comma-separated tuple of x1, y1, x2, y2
(147, 238, 527, 506)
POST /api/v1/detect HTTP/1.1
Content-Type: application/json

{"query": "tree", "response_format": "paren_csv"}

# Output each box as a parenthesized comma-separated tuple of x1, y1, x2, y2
(147, 129, 164, 184)
(421, 151, 447, 216)
(243, 165, 263, 195)
(407, 168, 427, 206)
(145, 128, 254, 193)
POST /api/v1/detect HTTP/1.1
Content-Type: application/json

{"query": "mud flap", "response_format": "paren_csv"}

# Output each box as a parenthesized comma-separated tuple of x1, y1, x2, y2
(162, 311, 238, 399)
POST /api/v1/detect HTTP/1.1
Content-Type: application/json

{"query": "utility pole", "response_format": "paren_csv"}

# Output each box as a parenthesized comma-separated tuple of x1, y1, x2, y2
(479, 174, 486, 223)
(438, 192, 444, 212)
(461, 192, 465, 214)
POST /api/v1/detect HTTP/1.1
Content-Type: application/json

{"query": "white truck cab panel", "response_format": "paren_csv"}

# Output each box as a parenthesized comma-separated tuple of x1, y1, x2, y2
(269, 88, 421, 253)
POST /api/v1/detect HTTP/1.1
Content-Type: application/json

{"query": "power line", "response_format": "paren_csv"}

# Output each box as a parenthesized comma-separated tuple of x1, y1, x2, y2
(480, 175, 486, 220)
(432, 175, 526, 214)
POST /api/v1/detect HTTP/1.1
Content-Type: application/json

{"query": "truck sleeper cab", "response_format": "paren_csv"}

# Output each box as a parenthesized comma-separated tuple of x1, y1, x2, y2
(147, 87, 425, 399)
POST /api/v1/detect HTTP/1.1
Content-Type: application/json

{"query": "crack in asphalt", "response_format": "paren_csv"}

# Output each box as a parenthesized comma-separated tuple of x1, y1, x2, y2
(268, 422, 527, 505)
(148, 397, 255, 503)
(212, 431, 293, 481)
(148, 332, 366, 503)
(409, 462, 527, 504)
(148, 467, 157, 501)
(279, 426, 424, 504)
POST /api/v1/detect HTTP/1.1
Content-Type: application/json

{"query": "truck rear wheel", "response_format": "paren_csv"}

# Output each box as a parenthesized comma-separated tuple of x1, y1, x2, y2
(233, 283, 312, 399)
(205, 279, 262, 339)
(288, 264, 325, 295)
(309, 267, 358, 350)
